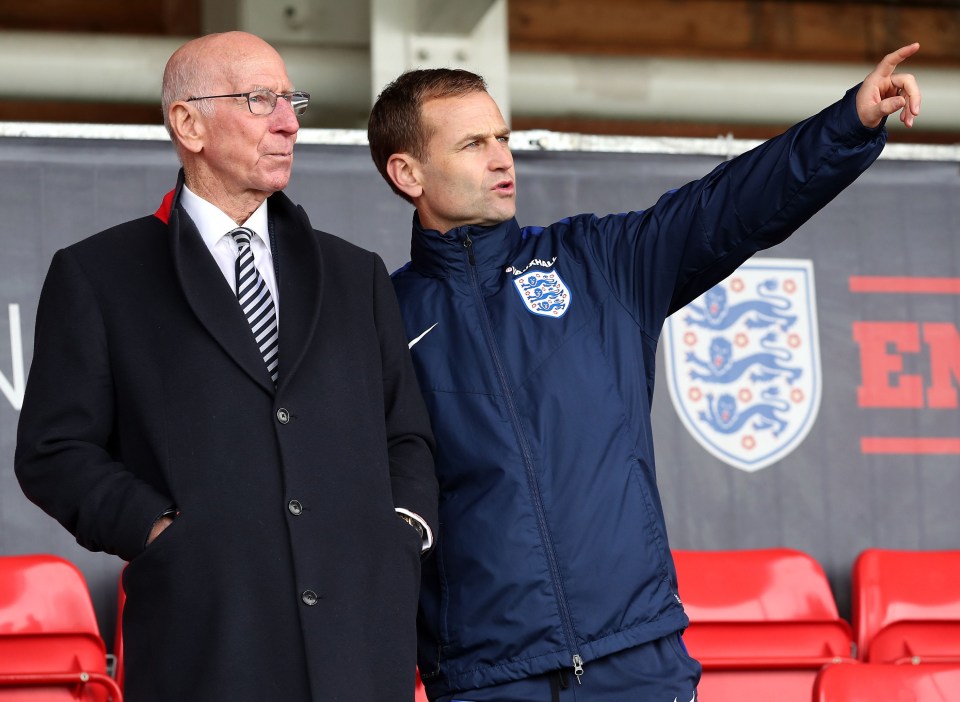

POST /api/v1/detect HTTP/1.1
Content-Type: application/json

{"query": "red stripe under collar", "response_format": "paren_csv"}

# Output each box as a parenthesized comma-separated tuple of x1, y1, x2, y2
(154, 188, 175, 224)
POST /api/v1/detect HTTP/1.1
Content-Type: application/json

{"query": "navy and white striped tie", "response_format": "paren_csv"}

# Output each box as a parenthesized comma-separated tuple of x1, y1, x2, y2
(230, 227, 279, 384)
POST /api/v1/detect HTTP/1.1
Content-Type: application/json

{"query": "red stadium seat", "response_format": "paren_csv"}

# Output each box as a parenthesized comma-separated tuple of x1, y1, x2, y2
(0, 554, 123, 701)
(415, 668, 428, 702)
(852, 549, 960, 663)
(113, 571, 125, 692)
(673, 548, 854, 702)
(814, 662, 960, 701)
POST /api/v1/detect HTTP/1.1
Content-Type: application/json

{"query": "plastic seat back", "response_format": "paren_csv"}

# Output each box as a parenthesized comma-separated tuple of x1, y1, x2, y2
(674, 547, 841, 622)
(852, 549, 960, 661)
(0, 554, 100, 636)
(814, 662, 960, 702)
(0, 554, 121, 701)
(674, 549, 853, 702)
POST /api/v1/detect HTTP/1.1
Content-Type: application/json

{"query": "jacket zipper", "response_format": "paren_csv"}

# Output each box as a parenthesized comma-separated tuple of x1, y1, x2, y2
(461, 234, 585, 683)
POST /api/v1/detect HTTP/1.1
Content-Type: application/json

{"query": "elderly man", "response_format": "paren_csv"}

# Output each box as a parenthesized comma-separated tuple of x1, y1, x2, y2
(16, 31, 437, 701)
(367, 45, 921, 701)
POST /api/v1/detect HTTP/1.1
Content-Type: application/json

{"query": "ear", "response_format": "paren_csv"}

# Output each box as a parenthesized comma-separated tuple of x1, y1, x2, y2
(168, 102, 205, 155)
(386, 153, 423, 200)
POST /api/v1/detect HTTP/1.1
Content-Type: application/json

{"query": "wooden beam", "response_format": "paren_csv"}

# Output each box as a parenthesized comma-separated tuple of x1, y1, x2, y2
(0, 99, 162, 124)
(0, 0, 201, 35)
(509, 0, 960, 65)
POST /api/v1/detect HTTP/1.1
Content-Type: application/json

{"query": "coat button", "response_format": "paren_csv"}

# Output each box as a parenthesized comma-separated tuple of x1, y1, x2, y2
(301, 590, 318, 606)
(276, 408, 290, 424)
(288, 499, 303, 516)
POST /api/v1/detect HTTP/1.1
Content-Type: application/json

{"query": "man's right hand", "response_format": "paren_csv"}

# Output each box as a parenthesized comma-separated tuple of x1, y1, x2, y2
(856, 43, 921, 129)
(146, 513, 176, 546)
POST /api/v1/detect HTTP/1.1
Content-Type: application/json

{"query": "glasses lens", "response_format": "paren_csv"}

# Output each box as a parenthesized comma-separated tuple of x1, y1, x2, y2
(291, 92, 310, 116)
(247, 90, 275, 115)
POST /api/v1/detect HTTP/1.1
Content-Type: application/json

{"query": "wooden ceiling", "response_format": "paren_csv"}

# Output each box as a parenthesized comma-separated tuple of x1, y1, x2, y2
(510, 0, 960, 64)
(508, 0, 960, 142)
(1, 0, 957, 142)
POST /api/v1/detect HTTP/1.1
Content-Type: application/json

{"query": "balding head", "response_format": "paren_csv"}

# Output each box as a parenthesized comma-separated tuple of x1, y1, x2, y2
(160, 31, 301, 223)
(162, 32, 281, 144)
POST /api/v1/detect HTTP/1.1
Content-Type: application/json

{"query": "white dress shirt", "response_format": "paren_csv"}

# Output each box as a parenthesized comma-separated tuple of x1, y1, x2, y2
(180, 186, 279, 326)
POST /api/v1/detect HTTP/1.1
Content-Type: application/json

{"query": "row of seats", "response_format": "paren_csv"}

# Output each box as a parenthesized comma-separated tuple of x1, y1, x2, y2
(2, 549, 957, 700)
(674, 548, 960, 701)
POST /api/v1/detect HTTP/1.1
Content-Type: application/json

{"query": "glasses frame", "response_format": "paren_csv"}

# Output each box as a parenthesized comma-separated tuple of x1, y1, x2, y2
(186, 89, 310, 116)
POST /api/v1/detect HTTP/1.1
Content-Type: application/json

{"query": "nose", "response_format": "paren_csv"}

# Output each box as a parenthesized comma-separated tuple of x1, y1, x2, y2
(270, 97, 300, 135)
(490, 139, 513, 171)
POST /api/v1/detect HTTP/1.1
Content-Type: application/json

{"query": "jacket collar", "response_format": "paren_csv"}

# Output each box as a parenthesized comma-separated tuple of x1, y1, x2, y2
(166, 170, 323, 395)
(410, 212, 520, 278)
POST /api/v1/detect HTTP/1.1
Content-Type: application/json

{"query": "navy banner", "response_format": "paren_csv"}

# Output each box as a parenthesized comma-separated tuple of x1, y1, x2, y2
(1, 127, 957, 643)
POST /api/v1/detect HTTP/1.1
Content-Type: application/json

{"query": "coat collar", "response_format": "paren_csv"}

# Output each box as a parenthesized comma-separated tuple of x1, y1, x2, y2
(166, 171, 323, 394)
(409, 213, 520, 278)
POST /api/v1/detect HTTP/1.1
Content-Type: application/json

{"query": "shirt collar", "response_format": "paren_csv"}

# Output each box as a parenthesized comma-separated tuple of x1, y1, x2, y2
(180, 185, 270, 248)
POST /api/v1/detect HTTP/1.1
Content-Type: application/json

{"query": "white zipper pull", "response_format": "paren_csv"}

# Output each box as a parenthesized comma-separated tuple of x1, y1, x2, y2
(572, 654, 584, 684)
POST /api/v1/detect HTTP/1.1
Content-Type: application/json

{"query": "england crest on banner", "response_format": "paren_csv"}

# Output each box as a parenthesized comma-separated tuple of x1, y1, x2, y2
(663, 258, 821, 472)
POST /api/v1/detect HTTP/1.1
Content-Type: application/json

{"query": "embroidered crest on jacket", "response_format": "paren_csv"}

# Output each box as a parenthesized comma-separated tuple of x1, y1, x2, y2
(512, 268, 572, 318)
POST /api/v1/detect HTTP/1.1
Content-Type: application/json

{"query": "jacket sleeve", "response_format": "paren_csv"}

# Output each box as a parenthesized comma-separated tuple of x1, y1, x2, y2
(371, 253, 439, 543)
(14, 248, 173, 561)
(577, 83, 887, 334)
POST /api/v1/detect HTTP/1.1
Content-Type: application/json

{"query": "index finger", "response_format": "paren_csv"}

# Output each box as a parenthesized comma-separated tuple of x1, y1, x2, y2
(875, 42, 921, 78)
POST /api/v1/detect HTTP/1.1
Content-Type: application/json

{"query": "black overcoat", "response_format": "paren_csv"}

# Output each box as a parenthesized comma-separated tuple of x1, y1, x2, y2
(15, 180, 438, 701)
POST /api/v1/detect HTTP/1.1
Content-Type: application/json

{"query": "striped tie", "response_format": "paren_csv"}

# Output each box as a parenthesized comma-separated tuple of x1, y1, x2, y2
(230, 227, 279, 384)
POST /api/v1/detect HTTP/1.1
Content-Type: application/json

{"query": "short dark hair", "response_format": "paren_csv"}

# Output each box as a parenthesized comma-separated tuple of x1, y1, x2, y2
(367, 68, 488, 203)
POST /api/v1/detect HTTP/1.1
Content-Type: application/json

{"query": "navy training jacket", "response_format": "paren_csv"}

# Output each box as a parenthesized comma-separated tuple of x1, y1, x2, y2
(392, 86, 886, 698)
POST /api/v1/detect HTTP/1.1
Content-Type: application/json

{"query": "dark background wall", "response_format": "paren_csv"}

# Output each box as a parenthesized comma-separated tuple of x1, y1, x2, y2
(1, 130, 957, 649)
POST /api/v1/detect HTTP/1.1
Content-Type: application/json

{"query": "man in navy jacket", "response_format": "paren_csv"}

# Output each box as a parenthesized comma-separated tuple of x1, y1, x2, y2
(367, 45, 921, 701)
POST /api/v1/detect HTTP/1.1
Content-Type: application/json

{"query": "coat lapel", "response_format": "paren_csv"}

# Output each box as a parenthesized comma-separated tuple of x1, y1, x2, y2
(269, 193, 324, 393)
(169, 197, 276, 394)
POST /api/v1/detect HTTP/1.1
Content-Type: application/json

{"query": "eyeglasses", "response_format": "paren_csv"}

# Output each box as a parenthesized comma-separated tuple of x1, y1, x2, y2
(186, 89, 310, 116)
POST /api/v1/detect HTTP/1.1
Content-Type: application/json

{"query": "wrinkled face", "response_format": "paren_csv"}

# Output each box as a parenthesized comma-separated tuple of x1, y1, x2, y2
(197, 45, 300, 200)
(413, 91, 515, 234)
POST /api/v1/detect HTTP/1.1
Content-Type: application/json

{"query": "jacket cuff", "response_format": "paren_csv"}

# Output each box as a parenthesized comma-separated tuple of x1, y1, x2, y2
(395, 507, 434, 553)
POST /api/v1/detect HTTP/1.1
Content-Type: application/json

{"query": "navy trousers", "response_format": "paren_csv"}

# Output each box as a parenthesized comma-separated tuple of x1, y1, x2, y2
(434, 633, 701, 702)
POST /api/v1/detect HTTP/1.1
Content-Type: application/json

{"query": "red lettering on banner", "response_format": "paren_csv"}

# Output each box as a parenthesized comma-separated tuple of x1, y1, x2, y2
(853, 321, 960, 409)
(853, 322, 923, 408)
(861, 437, 960, 454)
(851, 276, 960, 456)
(924, 323, 960, 409)
(849, 277, 960, 294)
